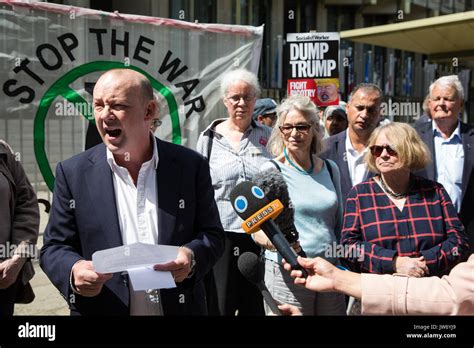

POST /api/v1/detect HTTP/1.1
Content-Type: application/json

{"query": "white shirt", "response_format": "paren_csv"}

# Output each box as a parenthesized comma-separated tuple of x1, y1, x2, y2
(107, 135, 163, 315)
(433, 122, 464, 213)
(345, 131, 369, 186)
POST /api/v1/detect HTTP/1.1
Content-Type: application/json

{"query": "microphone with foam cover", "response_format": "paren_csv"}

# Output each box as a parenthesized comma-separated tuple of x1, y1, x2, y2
(230, 181, 308, 277)
(253, 168, 306, 257)
(237, 252, 281, 315)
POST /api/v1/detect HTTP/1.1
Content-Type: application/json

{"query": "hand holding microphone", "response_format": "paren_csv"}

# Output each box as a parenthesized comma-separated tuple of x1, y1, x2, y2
(229, 181, 308, 278)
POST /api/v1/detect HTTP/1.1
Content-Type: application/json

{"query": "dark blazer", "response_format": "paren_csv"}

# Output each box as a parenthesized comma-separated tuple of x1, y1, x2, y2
(415, 121, 474, 254)
(0, 141, 39, 305)
(40, 139, 225, 315)
(320, 130, 374, 205)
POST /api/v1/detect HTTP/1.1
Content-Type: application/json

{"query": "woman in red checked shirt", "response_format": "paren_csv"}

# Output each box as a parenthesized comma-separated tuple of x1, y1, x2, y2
(341, 122, 468, 279)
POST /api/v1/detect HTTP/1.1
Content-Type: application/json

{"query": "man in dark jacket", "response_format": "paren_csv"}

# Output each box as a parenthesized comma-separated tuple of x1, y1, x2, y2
(320, 83, 382, 204)
(40, 69, 224, 315)
(415, 75, 474, 254)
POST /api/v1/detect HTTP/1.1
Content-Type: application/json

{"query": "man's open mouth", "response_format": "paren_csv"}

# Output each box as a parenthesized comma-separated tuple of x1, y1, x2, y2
(105, 129, 122, 137)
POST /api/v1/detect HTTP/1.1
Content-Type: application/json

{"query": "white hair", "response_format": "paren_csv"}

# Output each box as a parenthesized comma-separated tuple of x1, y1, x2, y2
(220, 68, 261, 97)
(429, 75, 464, 101)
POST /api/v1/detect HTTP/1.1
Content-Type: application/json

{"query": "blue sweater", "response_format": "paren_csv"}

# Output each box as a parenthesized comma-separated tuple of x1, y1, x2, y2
(261, 158, 343, 263)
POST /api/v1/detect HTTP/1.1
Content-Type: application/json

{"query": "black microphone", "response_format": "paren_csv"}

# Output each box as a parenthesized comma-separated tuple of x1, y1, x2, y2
(230, 181, 308, 277)
(253, 168, 307, 257)
(237, 252, 281, 315)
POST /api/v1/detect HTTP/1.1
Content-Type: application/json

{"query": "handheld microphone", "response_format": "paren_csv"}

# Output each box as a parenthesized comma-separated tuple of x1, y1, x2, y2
(253, 168, 306, 257)
(237, 252, 281, 315)
(230, 181, 308, 277)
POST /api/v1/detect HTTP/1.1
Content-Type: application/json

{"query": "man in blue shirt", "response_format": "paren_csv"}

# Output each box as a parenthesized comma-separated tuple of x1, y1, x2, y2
(416, 75, 474, 254)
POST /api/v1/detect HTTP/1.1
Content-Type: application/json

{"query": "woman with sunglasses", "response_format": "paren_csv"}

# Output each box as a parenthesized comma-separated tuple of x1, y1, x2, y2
(252, 94, 346, 315)
(341, 122, 468, 280)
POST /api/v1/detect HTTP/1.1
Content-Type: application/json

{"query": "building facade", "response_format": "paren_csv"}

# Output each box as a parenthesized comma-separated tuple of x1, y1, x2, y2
(45, 0, 473, 123)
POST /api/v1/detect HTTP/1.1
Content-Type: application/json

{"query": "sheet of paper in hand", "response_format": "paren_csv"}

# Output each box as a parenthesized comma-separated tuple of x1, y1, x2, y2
(92, 242, 179, 273)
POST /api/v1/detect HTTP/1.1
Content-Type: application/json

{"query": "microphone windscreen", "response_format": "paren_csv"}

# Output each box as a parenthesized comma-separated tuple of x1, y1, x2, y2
(253, 168, 299, 244)
(229, 181, 269, 220)
(253, 168, 293, 221)
(253, 168, 290, 204)
(237, 251, 263, 285)
(238, 251, 283, 315)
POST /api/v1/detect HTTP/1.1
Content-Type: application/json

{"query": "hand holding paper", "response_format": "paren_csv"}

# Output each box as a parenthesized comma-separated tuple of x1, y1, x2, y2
(92, 243, 179, 273)
(72, 260, 113, 297)
(127, 266, 175, 291)
(153, 247, 194, 283)
(92, 243, 180, 291)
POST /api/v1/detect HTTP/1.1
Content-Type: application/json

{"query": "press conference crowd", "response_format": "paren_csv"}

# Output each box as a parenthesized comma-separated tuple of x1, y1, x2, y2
(1, 68, 473, 317)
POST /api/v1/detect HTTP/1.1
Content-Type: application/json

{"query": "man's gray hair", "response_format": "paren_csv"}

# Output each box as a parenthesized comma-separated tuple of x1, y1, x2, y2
(429, 75, 464, 101)
(220, 68, 261, 97)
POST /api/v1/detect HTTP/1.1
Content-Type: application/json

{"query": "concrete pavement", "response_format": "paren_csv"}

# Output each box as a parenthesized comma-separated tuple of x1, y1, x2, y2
(14, 259, 69, 315)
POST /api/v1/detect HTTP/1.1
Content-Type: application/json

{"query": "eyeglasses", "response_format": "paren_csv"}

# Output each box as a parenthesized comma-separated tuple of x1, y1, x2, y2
(370, 144, 397, 157)
(226, 94, 255, 104)
(279, 123, 313, 135)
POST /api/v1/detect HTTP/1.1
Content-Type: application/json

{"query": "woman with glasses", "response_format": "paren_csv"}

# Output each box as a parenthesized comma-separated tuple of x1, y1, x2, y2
(252, 94, 346, 315)
(341, 122, 468, 278)
(196, 69, 272, 316)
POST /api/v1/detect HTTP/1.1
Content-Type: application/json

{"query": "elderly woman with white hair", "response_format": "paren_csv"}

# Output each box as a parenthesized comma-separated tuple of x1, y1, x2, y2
(196, 68, 272, 316)
(252, 94, 347, 315)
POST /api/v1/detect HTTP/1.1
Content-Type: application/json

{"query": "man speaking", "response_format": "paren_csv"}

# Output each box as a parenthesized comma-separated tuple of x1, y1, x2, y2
(40, 69, 224, 315)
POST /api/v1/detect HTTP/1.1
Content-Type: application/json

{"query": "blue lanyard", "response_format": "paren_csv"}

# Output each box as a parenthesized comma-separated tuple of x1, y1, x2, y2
(283, 147, 314, 175)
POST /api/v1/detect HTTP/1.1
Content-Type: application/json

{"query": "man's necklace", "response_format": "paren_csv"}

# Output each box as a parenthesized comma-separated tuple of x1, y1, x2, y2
(379, 175, 407, 199)
(284, 147, 314, 175)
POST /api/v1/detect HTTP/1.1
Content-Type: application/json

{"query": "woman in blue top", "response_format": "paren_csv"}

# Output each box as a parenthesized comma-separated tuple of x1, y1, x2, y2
(253, 95, 346, 315)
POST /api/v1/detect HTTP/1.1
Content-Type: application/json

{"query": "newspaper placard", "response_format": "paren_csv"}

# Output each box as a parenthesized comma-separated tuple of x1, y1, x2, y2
(286, 32, 340, 106)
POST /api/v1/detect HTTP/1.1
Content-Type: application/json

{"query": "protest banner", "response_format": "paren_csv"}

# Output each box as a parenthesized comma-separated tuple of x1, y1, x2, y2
(0, 1, 263, 191)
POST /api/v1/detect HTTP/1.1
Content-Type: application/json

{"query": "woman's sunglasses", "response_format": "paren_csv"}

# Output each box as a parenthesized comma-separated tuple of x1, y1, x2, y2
(370, 144, 397, 157)
(279, 123, 312, 135)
